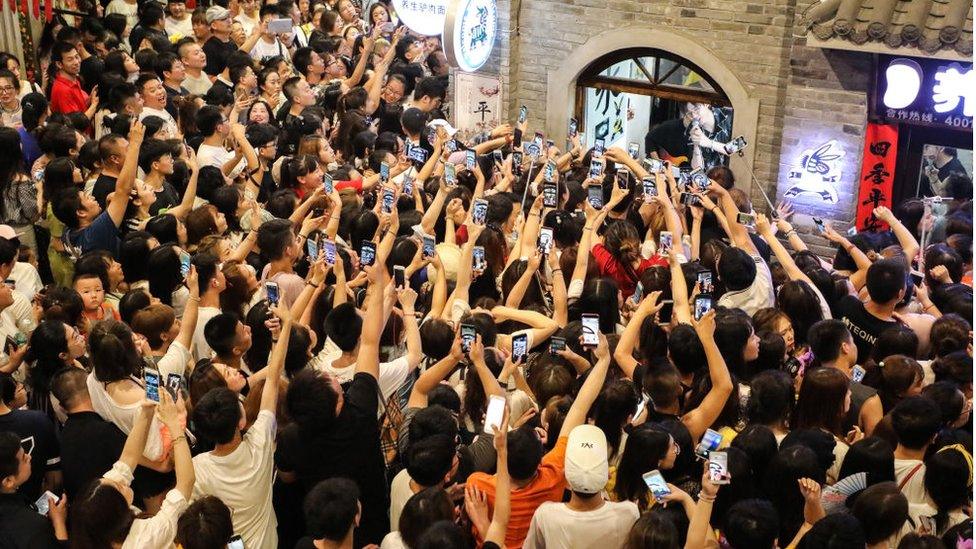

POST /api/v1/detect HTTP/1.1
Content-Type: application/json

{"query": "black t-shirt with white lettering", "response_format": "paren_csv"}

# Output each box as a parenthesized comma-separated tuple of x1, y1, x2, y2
(835, 295, 898, 363)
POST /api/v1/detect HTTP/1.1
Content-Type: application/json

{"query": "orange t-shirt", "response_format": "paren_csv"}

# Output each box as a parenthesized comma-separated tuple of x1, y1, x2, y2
(466, 436, 569, 549)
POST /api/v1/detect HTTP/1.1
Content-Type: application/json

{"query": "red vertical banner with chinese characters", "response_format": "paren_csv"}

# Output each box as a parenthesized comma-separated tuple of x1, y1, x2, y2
(856, 123, 899, 231)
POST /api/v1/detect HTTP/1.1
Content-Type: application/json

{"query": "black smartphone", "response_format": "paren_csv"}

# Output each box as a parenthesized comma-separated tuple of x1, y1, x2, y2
(512, 333, 529, 364)
(543, 182, 558, 208)
(550, 336, 566, 353)
(461, 323, 476, 353)
(394, 265, 406, 288)
(360, 241, 377, 267)
(145, 370, 160, 402)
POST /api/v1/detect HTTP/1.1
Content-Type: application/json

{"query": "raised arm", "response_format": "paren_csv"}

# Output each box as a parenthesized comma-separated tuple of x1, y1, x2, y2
(469, 336, 506, 400)
(397, 287, 422, 369)
(613, 292, 663, 379)
(491, 305, 559, 351)
(755, 213, 815, 288)
(165, 149, 200, 219)
(559, 333, 611, 438)
(685, 467, 720, 549)
(547, 249, 568, 326)
(174, 266, 200, 351)
(156, 391, 194, 500)
(118, 401, 155, 472)
(875, 206, 919, 262)
(260, 301, 293, 412)
(681, 310, 733, 441)
(669, 247, 692, 326)
(355, 263, 386, 380)
(107, 120, 144, 226)
(342, 28, 378, 90)
(484, 408, 510, 546)
(407, 336, 463, 408)
(710, 182, 757, 254)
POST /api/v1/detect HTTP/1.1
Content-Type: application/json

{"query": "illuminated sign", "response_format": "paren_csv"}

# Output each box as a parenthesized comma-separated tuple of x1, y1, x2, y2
(391, 0, 448, 36)
(875, 56, 973, 131)
(783, 140, 844, 204)
(443, 0, 497, 72)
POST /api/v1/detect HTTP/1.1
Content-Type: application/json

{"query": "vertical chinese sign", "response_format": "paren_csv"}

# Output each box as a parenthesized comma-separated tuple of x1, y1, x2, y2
(452, 70, 501, 141)
(855, 123, 898, 231)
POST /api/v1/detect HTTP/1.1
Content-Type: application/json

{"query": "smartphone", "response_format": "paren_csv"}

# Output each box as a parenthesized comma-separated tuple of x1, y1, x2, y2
(322, 239, 336, 264)
(472, 198, 488, 226)
(709, 451, 730, 484)
(588, 159, 604, 179)
(581, 313, 600, 347)
(812, 217, 826, 234)
(587, 185, 604, 209)
(851, 365, 866, 383)
(518, 105, 527, 124)
(568, 117, 578, 138)
(380, 21, 397, 33)
(473, 245, 486, 271)
(736, 212, 756, 230)
(465, 150, 476, 170)
(265, 281, 280, 306)
(166, 373, 183, 400)
(550, 336, 566, 353)
(422, 234, 436, 258)
(615, 168, 629, 190)
(380, 162, 390, 183)
(306, 236, 319, 260)
(444, 163, 457, 186)
(145, 369, 161, 403)
(391, 265, 406, 289)
(544, 160, 556, 182)
(402, 173, 414, 196)
(268, 17, 293, 33)
(681, 192, 700, 206)
(381, 186, 395, 214)
(691, 172, 708, 191)
(511, 333, 529, 364)
(460, 323, 477, 353)
(512, 151, 523, 176)
(695, 428, 723, 460)
(360, 241, 376, 267)
(513, 128, 523, 147)
(543, 182, 558, 208)
(492, 149, 503, 163)
(694, 295, 713, 321)
(659, 231, 673, 255)
(593, 138, 605, 158)
(909, 270, 924, 287)
(180, 252, 191, 278)
(641, 177, 657, 199)
(323, 173, 334, 194)
(34, 490, 58, 515)
(697, 271, 714, 294)
(628, 142, 639, 159)
(538, 227, 554, 255)
(642, 469, 671, 502)
(645, 158, 663, 173)
(484, 394, 506, 434)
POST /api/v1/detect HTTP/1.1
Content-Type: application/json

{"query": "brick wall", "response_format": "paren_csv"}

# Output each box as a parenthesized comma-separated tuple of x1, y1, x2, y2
(490, 0, 875, 255)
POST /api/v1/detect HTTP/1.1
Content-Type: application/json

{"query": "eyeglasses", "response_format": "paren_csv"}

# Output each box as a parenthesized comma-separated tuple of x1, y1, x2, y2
(0, 85, 15, 93)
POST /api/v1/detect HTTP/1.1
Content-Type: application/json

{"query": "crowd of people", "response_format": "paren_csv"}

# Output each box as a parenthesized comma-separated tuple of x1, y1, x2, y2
(0, 0, 973, 547)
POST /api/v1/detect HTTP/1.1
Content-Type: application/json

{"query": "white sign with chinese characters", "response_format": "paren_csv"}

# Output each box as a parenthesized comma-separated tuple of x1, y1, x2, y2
(443, 0, 497, 72)
(452, 69, 502, 139)
(391, 0, 448, 36)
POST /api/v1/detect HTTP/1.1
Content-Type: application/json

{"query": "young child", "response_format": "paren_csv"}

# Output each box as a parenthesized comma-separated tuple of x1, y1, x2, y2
(74, 272, 121, 331)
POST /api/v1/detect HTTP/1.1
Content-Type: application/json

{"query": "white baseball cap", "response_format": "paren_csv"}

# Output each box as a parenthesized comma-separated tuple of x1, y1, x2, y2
(565, 424, 609, 494)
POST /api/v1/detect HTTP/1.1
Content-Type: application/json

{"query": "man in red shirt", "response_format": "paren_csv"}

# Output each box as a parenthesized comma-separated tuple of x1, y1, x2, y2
(49, 42, 89, 114)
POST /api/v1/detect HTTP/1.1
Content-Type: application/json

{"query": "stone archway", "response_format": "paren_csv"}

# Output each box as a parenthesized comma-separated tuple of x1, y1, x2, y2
(545, 27, 760, 188)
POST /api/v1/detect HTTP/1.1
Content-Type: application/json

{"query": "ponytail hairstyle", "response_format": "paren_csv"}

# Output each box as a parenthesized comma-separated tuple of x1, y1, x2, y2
(88, 320, 144, 383)
(279, 154, 319, 191)
(591, 379, 639, 461)
(602, 219, 642, 284)
(861, 354, 924, 413)
(924, 445, 973, 534)
(929, 313, 970, 359)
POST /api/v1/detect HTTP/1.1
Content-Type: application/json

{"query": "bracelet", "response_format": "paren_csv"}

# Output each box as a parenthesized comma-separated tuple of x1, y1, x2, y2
(309, 281, 320, 288)
(924, 303, 937, 312)
(551, 269, 562, 273)
(584, 225, 594, 231)
(785, 229, 796, 237)
(188, 296, 201, 303)
(697, 492, 716, 502)
(172, 434, 187, 445)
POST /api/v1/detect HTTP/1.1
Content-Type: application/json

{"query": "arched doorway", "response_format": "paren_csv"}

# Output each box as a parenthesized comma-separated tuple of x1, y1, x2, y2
(545, 28, 760, 188)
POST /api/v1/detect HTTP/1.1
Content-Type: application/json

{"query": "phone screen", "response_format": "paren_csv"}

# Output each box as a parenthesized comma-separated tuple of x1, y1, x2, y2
(737, 212, 756, 229)
(659, 231, 673, 255)
(642, 177, 657, 198)
(34, 491, 58, 515)
(694, 295, 713, 321)
(484, 395, 506, 434)
(228, 535, 245, 549)
(593, 138, 605, 157)
(512, 333, 528, 363)
(538, 227, 553, 255)
(322, 239, 337, 264)
(581, 314, 599, 347)
(616, 168, 629, 189)
(698, 271, 713, 294)
(543, 183, 558, 208)
(587, 186, 604, 209)
(708, 451, 729, 484)
(812, 217, 826, 233)
(473, 199, 488, 225)
(422, 235, 436, 258)
(550, 336, 566, 353)
(360, 242, 376, 266)
(512, 151, 523, 176)
(460, 324, 476, 353)
(444, 163, 457, 186)
(588, 159, 603, 179)
(642, 470, 671, 501)
(145, 370, 160, 402)
(473, 246, 486, 271)
(380, 162, 390, 183)
(465, 150, 476, 169)
(306, 237, 319, 260)
(323, 174, 334, 194)
(381, 187, 395, 213)
(166, 373, 182, 399)
(265, 282, 280, 306)
(180, 252, 191, 278)
(568, 118, 578, 137)
(851, 365, 866, 383)
(394, 266, 406, 288)
(518, 105, 527, 124)
(695, 428, 723, 459)
(628, 142, 639, 159)
(544, 160, 556, 182)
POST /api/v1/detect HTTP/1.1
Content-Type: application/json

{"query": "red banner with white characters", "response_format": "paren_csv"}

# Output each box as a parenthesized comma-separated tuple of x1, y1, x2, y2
(856, 123, 899, 231)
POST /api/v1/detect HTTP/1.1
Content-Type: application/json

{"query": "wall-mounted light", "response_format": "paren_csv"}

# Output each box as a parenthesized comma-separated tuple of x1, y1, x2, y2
(883, 58, 923, 109)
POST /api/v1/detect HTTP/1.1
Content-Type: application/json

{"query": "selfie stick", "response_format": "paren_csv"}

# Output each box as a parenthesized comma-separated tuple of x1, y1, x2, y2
(520, 158, 538, 215)
(732, 144, 777, 215)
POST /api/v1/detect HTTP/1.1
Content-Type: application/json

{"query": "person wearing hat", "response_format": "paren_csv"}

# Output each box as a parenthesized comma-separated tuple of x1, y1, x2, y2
(523, 424, 639, 549)
(203, 6, 238, 76)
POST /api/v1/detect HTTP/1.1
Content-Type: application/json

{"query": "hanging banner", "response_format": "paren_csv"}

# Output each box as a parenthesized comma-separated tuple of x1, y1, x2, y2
(855, 122, 899, 231)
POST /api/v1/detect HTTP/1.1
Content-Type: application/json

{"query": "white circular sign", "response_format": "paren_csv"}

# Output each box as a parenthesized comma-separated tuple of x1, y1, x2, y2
(444, 0, 497, 72)
(391, 0, 449, 36)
